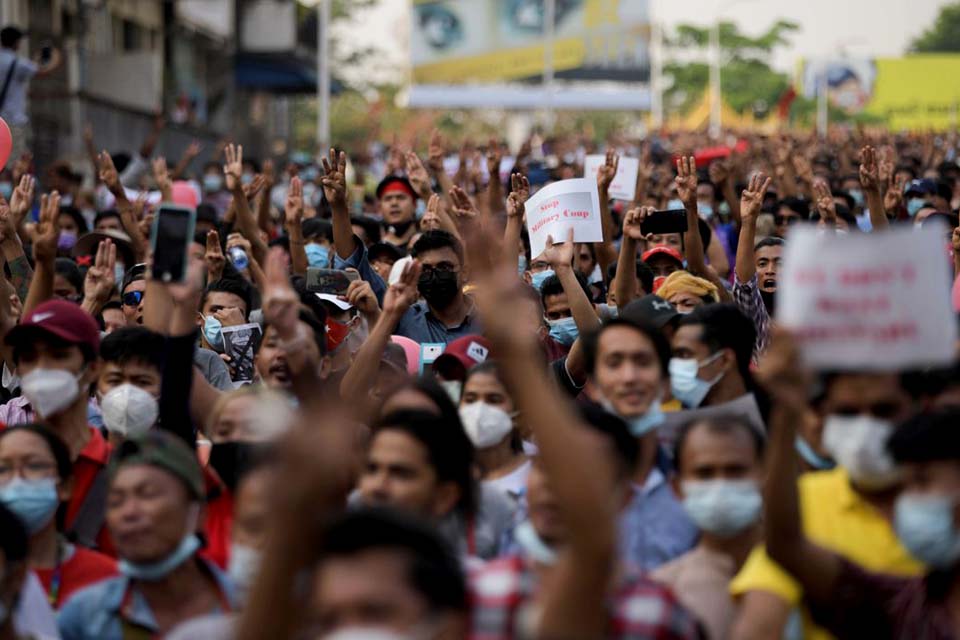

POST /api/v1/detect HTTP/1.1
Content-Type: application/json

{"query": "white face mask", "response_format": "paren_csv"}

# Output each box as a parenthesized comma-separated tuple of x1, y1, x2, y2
(227, 542, 261, 597)
(100, 383, 159, 437)
(20, 368, 82, 418)
(822, 414, 901, 490)
(459, 401, 513, 449)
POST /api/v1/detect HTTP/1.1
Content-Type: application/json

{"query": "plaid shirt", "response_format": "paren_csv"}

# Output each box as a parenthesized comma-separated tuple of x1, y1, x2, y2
(732, 273, 770, 360)
(468, 554, 704, 639)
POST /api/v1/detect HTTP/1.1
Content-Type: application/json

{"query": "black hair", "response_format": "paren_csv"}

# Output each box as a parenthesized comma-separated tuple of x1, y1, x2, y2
(0, 424, 73, 483)
(0, 503, 28, 568)
(352, 216, 382, 245)
(673, 415, 765, 473)
(301, 218, 334, 243)
(754, 236, 785, 252)
(0, 26, 23, 49)
(677, 304, 756, 388)
(99, 326, 165, 370)
(578, 404, 640, 478)
(94, 210, 122, 228)
(102, 300, 122, 313)
(54, 258, 84, 294)
(263, 306, 328, 357)
(201, 277, 253, 319)
(196, 203, 218, 225)
(411, 230, 463, 266)
(121, 263, 147, 295)
(372, 409, 477, 519)
(539, 271, 591, 309)
(463, 361, 523, 454)
(582, 317, 672, 377)
(318, 507, 467, 613)
(58, 206, 89, 234)
(779, 197, 810, 218)
(608, 259, 656, 297)
(12, 330, 97, 366)
(888, 409, 960, 463)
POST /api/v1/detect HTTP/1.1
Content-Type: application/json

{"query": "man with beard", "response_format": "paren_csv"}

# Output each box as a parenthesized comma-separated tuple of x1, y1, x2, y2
(733, 172, 780, 359)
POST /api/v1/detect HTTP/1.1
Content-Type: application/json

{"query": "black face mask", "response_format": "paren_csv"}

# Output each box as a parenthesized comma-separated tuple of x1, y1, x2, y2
(760, 289, 776, 316)
(208, 441, 268, 493)
(418, 270, 460, 309)
(386, 219, 415, 238)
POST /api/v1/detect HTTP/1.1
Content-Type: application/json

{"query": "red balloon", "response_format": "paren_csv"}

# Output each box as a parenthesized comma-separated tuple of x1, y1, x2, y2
(0, 117, 11, 171)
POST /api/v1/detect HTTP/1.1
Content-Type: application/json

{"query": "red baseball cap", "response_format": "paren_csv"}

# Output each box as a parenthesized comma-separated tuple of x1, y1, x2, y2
(641, 246, 684, 266)
(6, 299, 101, 353)
(432, 335, 492, 381)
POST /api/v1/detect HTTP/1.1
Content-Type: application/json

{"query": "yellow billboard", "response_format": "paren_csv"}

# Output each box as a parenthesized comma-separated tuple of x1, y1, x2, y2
(411, 0, 651, 85)
(801, 55, 960, 130)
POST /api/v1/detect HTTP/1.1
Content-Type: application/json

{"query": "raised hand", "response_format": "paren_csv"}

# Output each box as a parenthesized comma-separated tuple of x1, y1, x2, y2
(404, 151, 432, 198)
(506, 173, 530, 219)
(223, 143, 244, 192)
(813, 179, 836, 223)
(878, 145, 895, 190)
(0, 199, 16, 245)
(541, 228, 575, 270)
(184, 140, 202, 160)
(427, 129, 445, 173)
(320, 147, 347, 207)
(740, 172, 772, 223)
(285, 176, 304, 228)
(33, 191, 61, 264)
(226, 232, 253, 256)
(486, 139, 503, 177)
(597, 148, 619, 192)
(262, 247, 300, 340)
(262, 158, 276, 188)
(675, 155, 698, 208)
(858, 145, 880, 193)
(449, 185, 478, 221)
(792, 154, 814, 184)
(344, 277, 380, 317)
(98, 150, 122, 193)
(205, 230, 226, 282)
(708, 160, 729, 185)
(622, 206, 654, 242)
(8, 174, 33, 226)
(382, 259, 422, 316)
(885, 174, 906, 213)
(242, 174, 266, 200)
(421, 194, 442, 231)
(83, 239, 117, 305)
(12, 152, 31, 184)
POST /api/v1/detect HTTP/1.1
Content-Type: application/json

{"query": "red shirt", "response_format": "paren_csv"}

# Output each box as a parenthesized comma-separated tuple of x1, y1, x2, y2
(63, 428, 115, 555)
(200, 465, 232, 570)
(35, 545, 117, 609)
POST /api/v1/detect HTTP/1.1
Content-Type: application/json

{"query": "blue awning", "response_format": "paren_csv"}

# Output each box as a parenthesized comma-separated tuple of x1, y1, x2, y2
(234, 53, 341, 94)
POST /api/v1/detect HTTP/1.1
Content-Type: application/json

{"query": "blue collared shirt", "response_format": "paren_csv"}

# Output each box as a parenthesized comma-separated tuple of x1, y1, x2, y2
(333, 235, 387, 304)
(58, 557, 237, 640)
(393, 299, 483, 345)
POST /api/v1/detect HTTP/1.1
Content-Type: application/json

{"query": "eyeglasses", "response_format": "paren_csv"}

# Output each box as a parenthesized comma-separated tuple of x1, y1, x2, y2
(122, 291, 144, 306)
(0, 460, 57, 484)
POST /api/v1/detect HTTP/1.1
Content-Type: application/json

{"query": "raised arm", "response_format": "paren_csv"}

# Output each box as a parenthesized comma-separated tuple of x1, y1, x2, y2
(594, 149, 619, 278)
(614, 206, 650, 309)
(680, 157, 733, 301)
(735, 173, 772, 284)
(80, 239, 117, 317)
(859, 145, 888, 231)
(99, 151, 149, 261)
(22, 192, 60, 318)
(813, 179, 837, 231)
(224, 144, 269, 267)
(485, 139, 505, 219)
(1, 176, 33, 302)
(257, 159, 275, 234)
(544, 229, 600, 336)
(284, 177, 308, 277)
(427, 129, 455, 202)
(710, 159, 742, 227)
(152, 156, 173, 203)
(171, 140, 201, 181)
(321, 148, 354, 261)
(502, 173, 528, 271)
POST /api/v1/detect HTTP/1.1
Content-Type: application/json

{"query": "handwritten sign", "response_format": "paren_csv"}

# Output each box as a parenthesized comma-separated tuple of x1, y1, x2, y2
(525, 178, 602, 259)
(583, 155, 639, 202)
(777, 225, 957, 370)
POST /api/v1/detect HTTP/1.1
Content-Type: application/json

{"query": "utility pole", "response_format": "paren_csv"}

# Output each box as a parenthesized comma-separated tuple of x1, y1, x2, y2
(317, 0, 330, 151)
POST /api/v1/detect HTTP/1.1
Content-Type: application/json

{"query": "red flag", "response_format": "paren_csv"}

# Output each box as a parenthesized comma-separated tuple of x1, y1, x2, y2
(777, 86, 798, 119)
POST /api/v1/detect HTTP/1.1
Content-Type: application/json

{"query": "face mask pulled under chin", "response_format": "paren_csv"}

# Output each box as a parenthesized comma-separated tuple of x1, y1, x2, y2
(20, 368, 84, 418)
(118, 504, 202, 581)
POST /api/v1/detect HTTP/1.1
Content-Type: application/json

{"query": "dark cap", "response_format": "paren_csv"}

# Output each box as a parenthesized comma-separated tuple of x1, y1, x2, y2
(110, 431, 205, 500)
(6, 299, 100, 353)
(368, 241, 403, 263)
(73, 229, 136, 268)
(904, 178, 937, 198)
(621, 295, 680, 330)
(121, 263, 147, 295)
(376, 176, 418, 201)
(433, 335, 491, 381)
(888, 409, 960, 463)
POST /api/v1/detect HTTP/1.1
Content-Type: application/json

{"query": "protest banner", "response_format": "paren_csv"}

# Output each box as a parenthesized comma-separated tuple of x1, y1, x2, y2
(222, 323, 263, 386)
(777, 225, 957, 370)
(583, 155, 640, 201)
(524, 178, 603, 259)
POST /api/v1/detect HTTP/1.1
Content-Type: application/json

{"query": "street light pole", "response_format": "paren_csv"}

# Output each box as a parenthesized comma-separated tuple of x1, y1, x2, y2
(543, 0, 556, 127)
(708, 20, 721, 140)
(650, 15, 663, 129)
(317, 0, 331, 151)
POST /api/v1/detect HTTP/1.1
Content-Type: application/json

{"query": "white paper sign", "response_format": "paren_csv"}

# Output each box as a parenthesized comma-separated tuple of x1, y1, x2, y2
(777, 225, 957, 370)
(525, 178, 603, 259)
(583, 155, 640, 202)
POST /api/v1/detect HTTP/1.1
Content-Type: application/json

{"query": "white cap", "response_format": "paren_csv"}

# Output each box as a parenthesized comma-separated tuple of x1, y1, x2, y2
(315, 293, 353, 311)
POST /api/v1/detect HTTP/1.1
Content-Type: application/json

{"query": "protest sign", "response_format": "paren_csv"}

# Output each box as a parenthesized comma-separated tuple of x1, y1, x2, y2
(583, 155, 640, 202)
(524, 178, 603, 259)
(777, 225, 957, 370)
(222, 323, 263, 386)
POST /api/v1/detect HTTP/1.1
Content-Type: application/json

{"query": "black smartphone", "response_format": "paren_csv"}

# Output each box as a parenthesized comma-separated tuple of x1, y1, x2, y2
(641, 209, 688, 236)
(39, 42, 52, 64)
(306, 268, 359, 295)
(150, 204, 196, 282)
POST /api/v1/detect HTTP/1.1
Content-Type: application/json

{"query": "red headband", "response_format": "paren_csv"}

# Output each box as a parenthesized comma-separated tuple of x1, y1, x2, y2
(381, 180, 416, 199)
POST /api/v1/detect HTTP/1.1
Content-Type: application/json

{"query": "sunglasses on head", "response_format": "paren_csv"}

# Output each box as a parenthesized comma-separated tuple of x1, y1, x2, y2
(122, 291, 144, 306)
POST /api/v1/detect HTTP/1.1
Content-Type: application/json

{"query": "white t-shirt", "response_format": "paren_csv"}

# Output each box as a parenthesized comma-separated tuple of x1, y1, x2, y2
(483, 459, 532, 503)
(0, 49, 37, 125)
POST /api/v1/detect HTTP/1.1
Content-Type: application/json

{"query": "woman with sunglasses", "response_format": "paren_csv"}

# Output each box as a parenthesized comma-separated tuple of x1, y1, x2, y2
(0, 425, 116, 609)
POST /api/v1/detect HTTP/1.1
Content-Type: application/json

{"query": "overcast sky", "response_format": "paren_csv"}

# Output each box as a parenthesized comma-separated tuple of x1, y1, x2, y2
(332, 0, 952, 83)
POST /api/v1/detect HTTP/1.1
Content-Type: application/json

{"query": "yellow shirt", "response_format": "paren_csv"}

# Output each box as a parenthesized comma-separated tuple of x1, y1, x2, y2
(729, 468, 923, 640)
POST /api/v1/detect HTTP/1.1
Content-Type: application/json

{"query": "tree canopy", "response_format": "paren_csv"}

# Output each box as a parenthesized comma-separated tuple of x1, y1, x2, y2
(911, 1, 960, 53)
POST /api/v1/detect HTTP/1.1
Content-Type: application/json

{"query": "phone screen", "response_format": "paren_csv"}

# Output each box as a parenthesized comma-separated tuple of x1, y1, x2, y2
(640, 209, 688, 236)
(306, 268, 360, 295)
(151, 205, 196, 282)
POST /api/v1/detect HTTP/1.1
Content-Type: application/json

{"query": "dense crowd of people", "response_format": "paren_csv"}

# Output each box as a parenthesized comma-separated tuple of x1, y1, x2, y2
(0, 75, 958, 639)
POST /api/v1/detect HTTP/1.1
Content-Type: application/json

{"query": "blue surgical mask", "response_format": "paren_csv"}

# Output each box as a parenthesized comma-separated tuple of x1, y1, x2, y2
(240, 173, 254, 186)
(0, 477, 59, 534)
(0, 182, 12, 200)
(513, 520, 557, 565)
(305, 243, 330, 268)
(848, 189, 864, 208)
(625, 399, 664, 437)
(517, 255, 528, 277)
(669, 352, 723, 408)
(698, 203, 714, 219)
(795, 435, 835, 470)
(547, 316, 578, 346)
(667, 198, 685, 210)
(894, 492, 960, 569)
(119, 533, 202, 581)
(301, 167, 319, 182)
(906, 198, 927, 217)
(203, 314, 224, 352)
(682, 479, 762, 537)
(228, 542, 261, 598)
(203, 174, 223, 193)
(530, 269, 555, 291)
